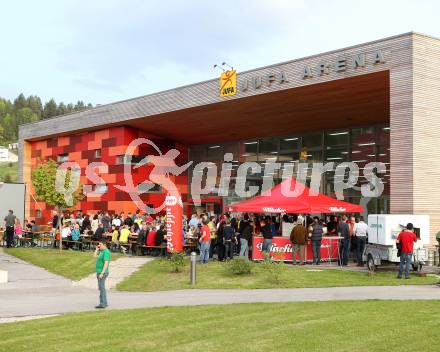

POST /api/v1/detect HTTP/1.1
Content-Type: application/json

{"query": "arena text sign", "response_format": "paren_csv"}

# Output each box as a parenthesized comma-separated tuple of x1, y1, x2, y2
(224, 50, 386, 96)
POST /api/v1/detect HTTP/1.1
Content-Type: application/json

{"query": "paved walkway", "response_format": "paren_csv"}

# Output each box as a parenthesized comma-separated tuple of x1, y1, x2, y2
(0, 250, 439, 322)
(1, 285, 439, 319)
(73, 257, 152, 289)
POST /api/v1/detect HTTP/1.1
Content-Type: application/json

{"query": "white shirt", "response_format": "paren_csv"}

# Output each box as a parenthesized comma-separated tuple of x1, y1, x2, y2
(112, 218, 122, 227)
(61, 227, 71, 239)
(355, 221, 369, 237)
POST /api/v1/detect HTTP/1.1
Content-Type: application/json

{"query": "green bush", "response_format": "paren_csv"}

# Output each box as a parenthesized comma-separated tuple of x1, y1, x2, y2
(227, 257, 253, 275)
(168, 252, 186, 273)
(261, 252, 285, 284)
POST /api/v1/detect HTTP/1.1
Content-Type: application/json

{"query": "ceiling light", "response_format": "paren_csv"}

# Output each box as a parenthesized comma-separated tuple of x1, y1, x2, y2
(329, 132, 349, 136)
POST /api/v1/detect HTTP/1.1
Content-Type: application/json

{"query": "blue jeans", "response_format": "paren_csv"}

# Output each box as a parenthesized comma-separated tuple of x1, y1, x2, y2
(239, 238, 249, 258)
(225, 241, 234, 260)
(312, 240, 321, 264)
(356, 236, 367, 264)
(200, 241, 210, 263)
(262, 239, 272, 253)
(97, 272, 108, 306)
(399, 253, 412, 278)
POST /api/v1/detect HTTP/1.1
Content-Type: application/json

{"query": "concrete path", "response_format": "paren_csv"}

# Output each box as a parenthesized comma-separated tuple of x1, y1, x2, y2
(73, 257, 152, 289)
(0, 250, 72, 290)
(1, 283, 439, 319)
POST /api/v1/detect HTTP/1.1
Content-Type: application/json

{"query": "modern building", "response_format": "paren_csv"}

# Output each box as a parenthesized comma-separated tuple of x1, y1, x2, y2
(0, 146, 18, 163)
(19, 32, 440, 244)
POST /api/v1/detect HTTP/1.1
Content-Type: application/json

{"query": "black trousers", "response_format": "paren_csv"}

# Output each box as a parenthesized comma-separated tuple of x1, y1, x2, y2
(209, 240, 217, 258)
(338, 238, 350, 265)
(217, 242, 225, 261)
(6, 226, 14, 248)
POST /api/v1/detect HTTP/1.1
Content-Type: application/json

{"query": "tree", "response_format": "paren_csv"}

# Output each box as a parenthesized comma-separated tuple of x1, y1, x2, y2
(31, 159, 84, 250)
(27, 95, 43, 118)
(42, 98, 58, 119)
(57, 102, 67, 116)
(2, 113, 15, 141)
(74, 100, 85, 111)
(13, 93, 27, 110)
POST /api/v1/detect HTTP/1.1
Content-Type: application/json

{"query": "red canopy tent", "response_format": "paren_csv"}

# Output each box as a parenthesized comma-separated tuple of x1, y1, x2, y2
(226, 177, 363, 214)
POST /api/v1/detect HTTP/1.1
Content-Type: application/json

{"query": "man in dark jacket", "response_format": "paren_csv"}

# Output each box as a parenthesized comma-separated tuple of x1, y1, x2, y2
(239, 214, 253, 258)
(101, 213, 111, 232)
(124, 213, 134, 227)
(93, 223, 105, 242)
(337, 215, 350, 266)
(310, 217, 323, 265)
(134, 224, 148, 255)
(260, 219, 273, 254)
(290, 216, 308, 265)
(216, 214, 228, 261)
(222, 219, 235, 260)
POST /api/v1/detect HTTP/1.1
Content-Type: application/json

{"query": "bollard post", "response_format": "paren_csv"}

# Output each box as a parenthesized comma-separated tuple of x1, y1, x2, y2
(190, 252, 197, 286)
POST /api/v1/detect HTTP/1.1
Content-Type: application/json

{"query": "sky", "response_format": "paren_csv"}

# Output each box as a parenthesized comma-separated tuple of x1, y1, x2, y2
(1, 0, 440, 105)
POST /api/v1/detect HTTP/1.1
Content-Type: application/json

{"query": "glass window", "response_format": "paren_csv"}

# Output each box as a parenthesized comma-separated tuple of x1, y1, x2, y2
(138, 182, 162, 193)
(303, 150, 322, 163)
(240, 141, 258, 162)
(325, 148, 348, 162)
(206, 145, 222, 160)
(326, 130, 349, 147)
(350, 145, 375, 168)
(258, 138, 278, 162)
(57, 153, 68, 163)
(259, 138, 278, 154)
(116, 155, 129, 165)
(302, 133, 322, 149)
(94, 184, 108, 193)
(189, 145, 205, 162)
(351, 127, 375, 147)
(377, 126, 390, 145)
(280, 136, 300, 152)
(223, 142, 239, 162)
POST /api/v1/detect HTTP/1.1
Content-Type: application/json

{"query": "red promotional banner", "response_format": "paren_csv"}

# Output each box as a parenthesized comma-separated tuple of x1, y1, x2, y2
(165, 193, 183, 253)
(252, 236, 340, 261)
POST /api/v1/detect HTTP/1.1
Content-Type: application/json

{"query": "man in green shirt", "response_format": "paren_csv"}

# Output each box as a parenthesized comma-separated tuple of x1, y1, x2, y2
(94, 239, 111, 309)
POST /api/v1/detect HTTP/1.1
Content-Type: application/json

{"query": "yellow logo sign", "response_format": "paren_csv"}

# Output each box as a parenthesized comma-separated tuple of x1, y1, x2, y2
(220, 70, 237, 97)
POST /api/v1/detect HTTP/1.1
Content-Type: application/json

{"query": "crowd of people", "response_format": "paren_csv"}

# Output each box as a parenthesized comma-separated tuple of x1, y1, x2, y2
(2, 209, 418, 278)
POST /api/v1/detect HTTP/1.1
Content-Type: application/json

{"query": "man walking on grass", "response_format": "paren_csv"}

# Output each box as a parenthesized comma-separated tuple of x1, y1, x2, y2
(94, 239, 111, 309)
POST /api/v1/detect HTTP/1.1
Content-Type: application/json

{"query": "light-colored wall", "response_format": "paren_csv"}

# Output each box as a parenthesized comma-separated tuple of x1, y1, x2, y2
(412, 34, 440, 246)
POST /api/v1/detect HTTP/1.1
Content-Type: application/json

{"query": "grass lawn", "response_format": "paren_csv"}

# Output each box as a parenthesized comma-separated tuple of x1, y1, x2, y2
(117, 259, 438, 291)
(0, 300, 439, 351)
(4, 248, 121, 281)
(0, 162, 18, 182)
